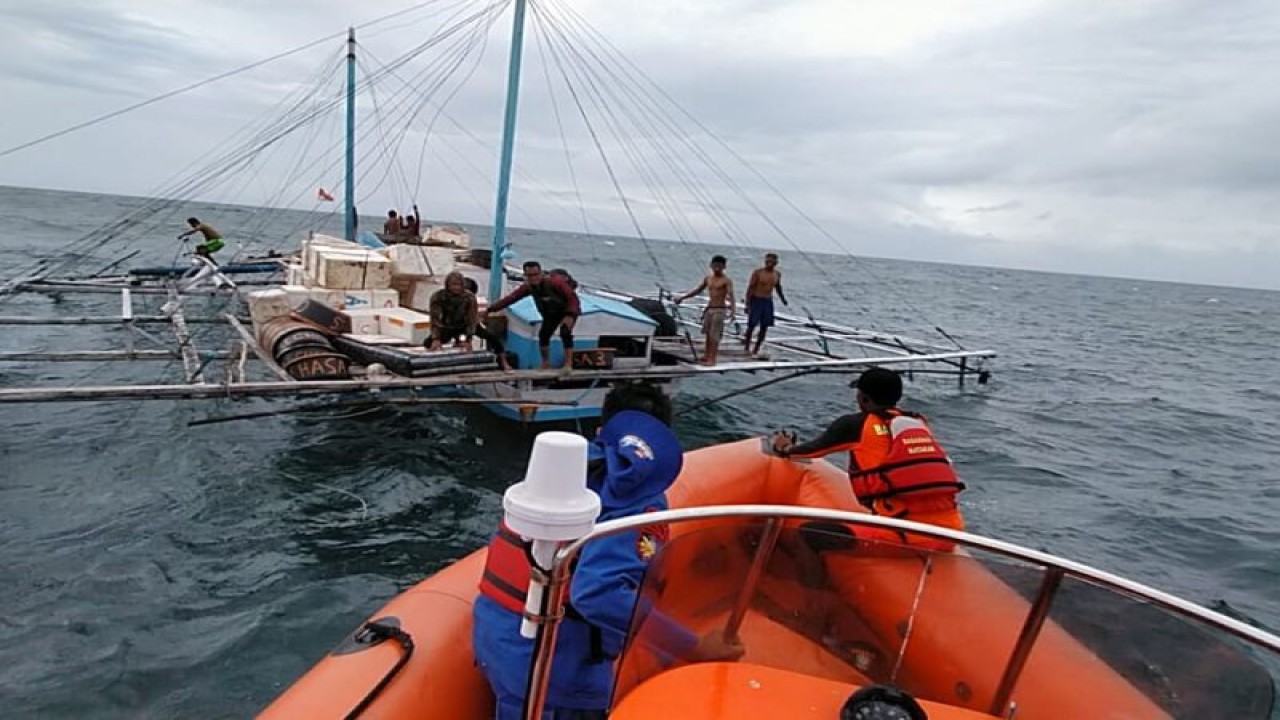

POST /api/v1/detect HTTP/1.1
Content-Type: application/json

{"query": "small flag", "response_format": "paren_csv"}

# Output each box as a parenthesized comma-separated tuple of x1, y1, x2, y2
(317, 187, 335, 202)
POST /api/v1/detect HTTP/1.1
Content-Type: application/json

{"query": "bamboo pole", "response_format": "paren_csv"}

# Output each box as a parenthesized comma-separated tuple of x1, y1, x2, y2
(122, 287, 134, 357)
(224, 313, 291, 382)
(0, 316, 237, 325)
(166, 289, 204, 384)
(0, 349, 996, 404)
(0, 350, 229, 362)
(188, 396, 583, 427)
(12, 280, 272, 296)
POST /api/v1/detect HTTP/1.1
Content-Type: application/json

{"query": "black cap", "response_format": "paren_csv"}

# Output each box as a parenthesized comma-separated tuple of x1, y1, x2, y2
(848, 367, 903, 406)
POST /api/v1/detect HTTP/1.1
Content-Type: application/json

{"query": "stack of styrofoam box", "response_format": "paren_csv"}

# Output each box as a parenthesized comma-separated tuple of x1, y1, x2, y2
(313, 248, 393, 290)
(340, 289, 399, 310)
(287, 234, 398, 307)
(381, 244, 456, 312)
(381, 244, 455, 277)
(301, 235, 360, 281)
(338, 307, 433, 345)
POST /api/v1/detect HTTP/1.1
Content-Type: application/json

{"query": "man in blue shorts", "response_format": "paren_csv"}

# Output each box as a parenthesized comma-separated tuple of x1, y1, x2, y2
(743, 252, 788, 357)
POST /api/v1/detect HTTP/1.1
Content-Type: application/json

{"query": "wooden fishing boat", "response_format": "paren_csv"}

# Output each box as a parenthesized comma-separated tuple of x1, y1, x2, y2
(260, 437, 1279, 719)
(0, 3, 996, 424)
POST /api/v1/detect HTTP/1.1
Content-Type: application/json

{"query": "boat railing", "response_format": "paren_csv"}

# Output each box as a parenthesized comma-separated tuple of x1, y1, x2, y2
(522, 504, 1280, 720)
(581, 282, 996, 371)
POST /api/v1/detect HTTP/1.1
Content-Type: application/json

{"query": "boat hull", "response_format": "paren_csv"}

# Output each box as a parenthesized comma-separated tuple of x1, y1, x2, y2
(261, 439, 1168, 719)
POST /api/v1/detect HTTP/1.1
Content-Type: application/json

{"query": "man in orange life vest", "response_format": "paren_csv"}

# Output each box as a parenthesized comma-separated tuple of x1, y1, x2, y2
(472, 383, 744, 719)
(770, 367, 966, 550)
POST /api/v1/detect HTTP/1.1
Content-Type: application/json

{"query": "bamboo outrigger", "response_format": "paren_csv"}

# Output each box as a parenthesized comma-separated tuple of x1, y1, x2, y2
(0, 277, 993, 414)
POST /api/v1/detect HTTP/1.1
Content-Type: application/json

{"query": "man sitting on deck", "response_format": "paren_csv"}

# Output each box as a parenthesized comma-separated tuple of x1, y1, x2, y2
(383, 209, 401, 238)
(473, 383, 744, 719)
(770, 367, 967, 550)
(484, 261, 581, 370)
(402, 204, 422, 240)
(177, 217, 225, 263)
(427, 271, 510, 371)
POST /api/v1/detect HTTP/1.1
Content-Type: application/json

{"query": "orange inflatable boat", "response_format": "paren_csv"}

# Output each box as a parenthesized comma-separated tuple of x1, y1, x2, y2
(261, 438, 1278, 719)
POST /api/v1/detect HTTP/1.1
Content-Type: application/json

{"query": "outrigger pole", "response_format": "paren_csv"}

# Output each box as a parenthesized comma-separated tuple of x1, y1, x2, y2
(344, 27, 358, 241)
(0, 350, 995, 404)
(488, 0, 529, 303)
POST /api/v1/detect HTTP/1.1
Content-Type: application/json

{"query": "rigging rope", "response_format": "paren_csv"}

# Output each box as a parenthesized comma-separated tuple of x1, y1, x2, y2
(538, 0, 949, 339)
(0, 0, 460, 160)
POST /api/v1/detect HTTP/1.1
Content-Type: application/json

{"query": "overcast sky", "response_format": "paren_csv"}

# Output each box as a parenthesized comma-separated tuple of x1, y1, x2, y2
(1, 0, 1279, 289)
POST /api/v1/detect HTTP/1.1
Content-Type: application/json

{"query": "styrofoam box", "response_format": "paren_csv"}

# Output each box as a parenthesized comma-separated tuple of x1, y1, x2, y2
(341, 289, 399, 310)
(303, 235, 364, 277)
(342, 308, 383, 336)
(426, 225, 470, 248)
(314, 248, 393, 290)
(284, 263, 307, 286)
(345, 334, 411, 345)
(279, 285, 344, 310)
(247, 289, 294, 327)
(396, 281, 486, 313)
(376, 307, 432, 344)
(398, 278, 442, 311)
(381, 244, 455, 277)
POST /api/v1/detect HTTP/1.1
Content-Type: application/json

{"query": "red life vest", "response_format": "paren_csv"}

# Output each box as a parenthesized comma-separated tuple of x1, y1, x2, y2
(850, 413, 965, 516)
(478, 522, 534, 614)
(477, 514, 671, 614)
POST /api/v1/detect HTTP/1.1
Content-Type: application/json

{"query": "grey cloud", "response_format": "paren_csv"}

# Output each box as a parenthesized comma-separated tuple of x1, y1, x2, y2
(965, 201, 1022, 214)
(3, 0, 1280, 288)
(0, 2, 214, 96)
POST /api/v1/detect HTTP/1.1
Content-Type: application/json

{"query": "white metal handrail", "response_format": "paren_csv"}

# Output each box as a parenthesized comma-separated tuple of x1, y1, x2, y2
(521, 504, 1279, 719)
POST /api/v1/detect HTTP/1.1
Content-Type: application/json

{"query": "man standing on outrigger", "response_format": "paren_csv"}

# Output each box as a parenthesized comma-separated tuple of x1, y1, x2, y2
(178, 217, 225, 263)
(743, 252, 787, 358)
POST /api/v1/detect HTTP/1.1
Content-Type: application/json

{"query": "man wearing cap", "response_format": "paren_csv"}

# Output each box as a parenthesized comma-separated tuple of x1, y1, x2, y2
(473, 383, 744, 719)
(771, 367, 967, 549)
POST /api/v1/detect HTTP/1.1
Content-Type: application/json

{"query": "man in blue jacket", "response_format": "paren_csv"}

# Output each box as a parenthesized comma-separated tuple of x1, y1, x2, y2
(473, 382, 744, 719)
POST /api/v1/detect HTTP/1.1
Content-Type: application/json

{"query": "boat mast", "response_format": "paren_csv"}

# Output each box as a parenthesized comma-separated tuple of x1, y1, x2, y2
(488, 0, 529, 302)
(344, 27, 357, 241)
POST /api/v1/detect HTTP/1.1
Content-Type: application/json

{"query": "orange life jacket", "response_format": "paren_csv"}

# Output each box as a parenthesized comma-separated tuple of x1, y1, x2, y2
(848, 412, 893, 477)
(850, 412, 965, 517)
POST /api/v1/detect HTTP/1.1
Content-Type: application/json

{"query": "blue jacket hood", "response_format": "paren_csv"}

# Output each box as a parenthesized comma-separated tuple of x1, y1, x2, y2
(587, 410, 683, 511)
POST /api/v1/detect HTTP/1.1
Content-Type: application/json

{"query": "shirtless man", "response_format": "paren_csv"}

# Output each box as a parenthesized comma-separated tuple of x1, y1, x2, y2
(674, 254, 735, 366)
(403, 204, 422, 240)
(383, 210, 402, 238)
(743, 252, 788, 357)
(177, 217, 225, 262)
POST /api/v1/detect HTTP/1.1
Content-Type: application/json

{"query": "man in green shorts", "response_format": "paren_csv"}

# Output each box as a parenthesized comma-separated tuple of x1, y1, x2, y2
(178, 217, 225, 262)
